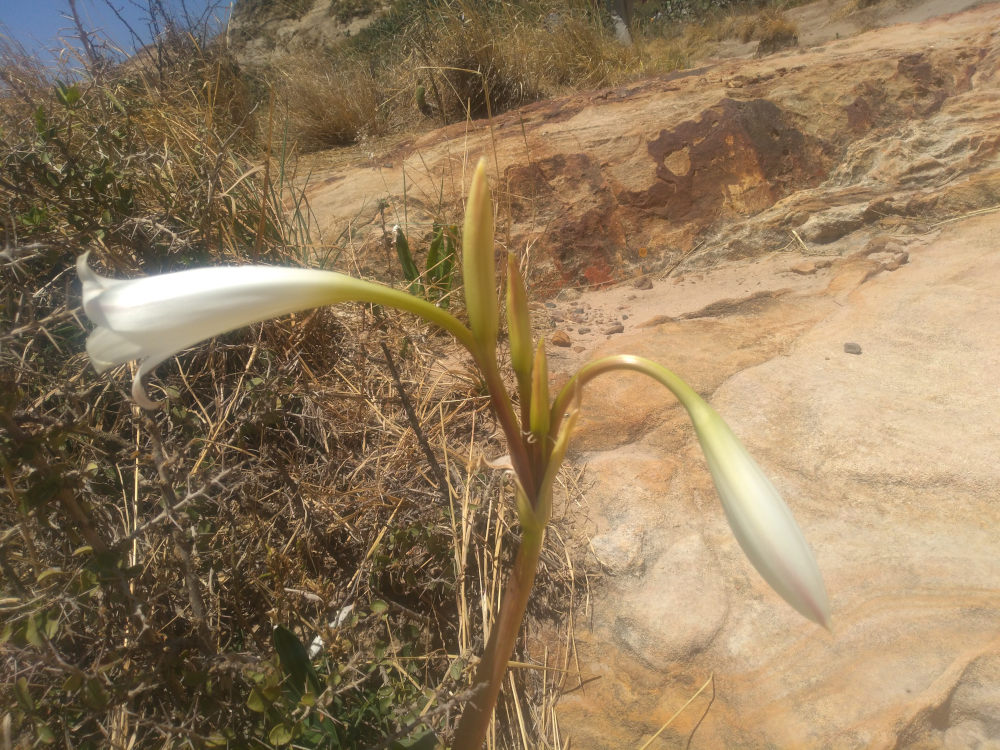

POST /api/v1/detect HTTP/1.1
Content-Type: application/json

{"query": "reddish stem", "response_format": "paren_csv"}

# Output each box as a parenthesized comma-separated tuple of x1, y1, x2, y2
(452, 526, 544, 749)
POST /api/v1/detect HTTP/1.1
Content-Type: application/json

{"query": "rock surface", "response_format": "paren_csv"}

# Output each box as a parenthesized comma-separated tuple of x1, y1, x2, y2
(304, 0, 1000, 746)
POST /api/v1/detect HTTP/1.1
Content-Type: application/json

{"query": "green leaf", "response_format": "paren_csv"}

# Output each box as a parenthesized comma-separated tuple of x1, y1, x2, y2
(436, 226, 457, 308)
(54, 80, 82, 107)
(246, 687, 269, 713)
(33, 106, 49, 140)
(44, 612, 60, 639)
(268, 724, 294, 746)
(394, 229, 423, 296)
(84, 677, 109, 710)
(25, 613, 43, 647)
(389, 730, 440, 749)
(15, 677, 34, 712)
(426, 226, 443, 283)
(36, 723, 57, 744)
(272, 625, 322, 700)
(204, 732, 229, 747)
(370, 599, 389, 615)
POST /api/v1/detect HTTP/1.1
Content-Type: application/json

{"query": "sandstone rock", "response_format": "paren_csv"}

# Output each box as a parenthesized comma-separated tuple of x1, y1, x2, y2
(590, 525, 644, 576)
(557, 211, 1000, 748)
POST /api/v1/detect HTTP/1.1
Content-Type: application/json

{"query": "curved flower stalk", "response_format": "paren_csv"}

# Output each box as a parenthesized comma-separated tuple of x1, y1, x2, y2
(77, 158, 830, 749)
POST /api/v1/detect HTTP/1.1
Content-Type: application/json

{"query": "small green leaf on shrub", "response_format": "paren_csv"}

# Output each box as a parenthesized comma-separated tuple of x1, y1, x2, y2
(44, 612, 59, 639)
(268, 723, 294, 746)
(246, 686, 269, 713)
(370, 599, 389, 615)
(204, 732, 228, 747)
(33, 106, 48, 139)
(84, 677, 109, 710)
(55, 80, 82, 107)
(36, 723, 57, 744)
(390, 730, 440, 750)
(25, 613, 43, 647)
(15, 677, 34, 712)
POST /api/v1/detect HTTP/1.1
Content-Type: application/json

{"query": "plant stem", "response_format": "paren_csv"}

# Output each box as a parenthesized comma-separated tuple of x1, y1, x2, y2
(453, 525, 544, 749)
(477, 347, 536, 493)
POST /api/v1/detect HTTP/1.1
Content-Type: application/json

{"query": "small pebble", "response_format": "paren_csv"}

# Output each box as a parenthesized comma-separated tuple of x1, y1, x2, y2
(551, 330, 572, 347)
(604, 323, 625, 335)
(578, 327, 591, 334)
(634, 277, 653, 290)
(844, 342, 862, 355)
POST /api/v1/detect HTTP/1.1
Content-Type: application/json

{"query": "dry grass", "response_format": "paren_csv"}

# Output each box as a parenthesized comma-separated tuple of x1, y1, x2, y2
(272, 53, 388, 150)
(264, 0, 645, 151)
(255, 0, 811, 153)
(0, 17, 577, 749)
(736, 8, 798, 53)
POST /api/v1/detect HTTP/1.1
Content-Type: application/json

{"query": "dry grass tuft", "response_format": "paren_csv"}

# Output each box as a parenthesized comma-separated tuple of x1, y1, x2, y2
(734, 7, 798, 53)
(272, 52, 388, 150)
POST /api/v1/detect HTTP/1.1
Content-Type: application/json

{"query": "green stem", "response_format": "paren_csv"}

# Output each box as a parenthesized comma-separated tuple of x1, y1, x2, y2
(348, 280, 478, 355)
(453, 525, 544, 749)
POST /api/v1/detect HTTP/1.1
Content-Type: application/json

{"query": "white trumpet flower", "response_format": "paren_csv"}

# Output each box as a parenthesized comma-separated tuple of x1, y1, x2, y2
(77, 253, 474, 408)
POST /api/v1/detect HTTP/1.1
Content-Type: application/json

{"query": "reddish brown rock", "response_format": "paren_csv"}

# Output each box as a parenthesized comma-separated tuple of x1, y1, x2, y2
(306, 0, 1000, 299)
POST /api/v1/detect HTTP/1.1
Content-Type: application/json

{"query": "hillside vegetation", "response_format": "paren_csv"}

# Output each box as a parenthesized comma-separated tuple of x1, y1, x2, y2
(233, 0, 799, 151)
(1, 1, 799, 746)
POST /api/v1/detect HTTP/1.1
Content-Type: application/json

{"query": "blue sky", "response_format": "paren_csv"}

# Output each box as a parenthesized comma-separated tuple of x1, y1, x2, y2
(0, 0, 231, 63)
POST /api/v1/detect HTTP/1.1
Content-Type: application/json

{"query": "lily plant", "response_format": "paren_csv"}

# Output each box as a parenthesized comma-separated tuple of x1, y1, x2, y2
(78, 159, 830, 749)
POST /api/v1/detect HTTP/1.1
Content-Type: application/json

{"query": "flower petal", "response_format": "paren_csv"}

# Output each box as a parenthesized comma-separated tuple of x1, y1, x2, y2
(85, 326, 147, 373)
(132, 351, 174, 409)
